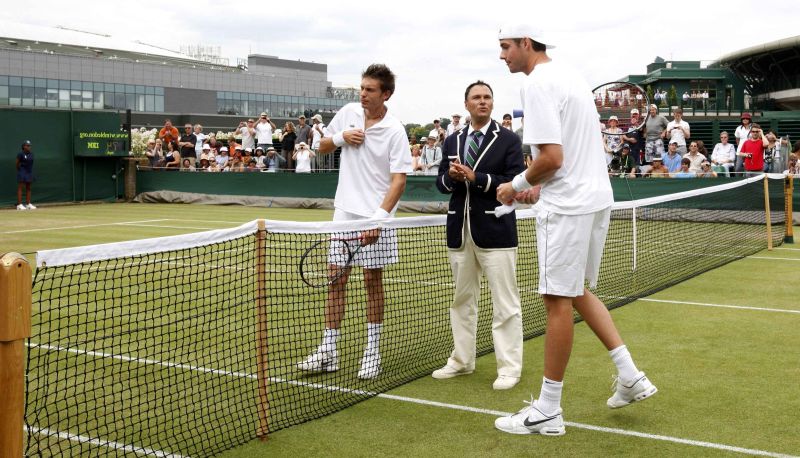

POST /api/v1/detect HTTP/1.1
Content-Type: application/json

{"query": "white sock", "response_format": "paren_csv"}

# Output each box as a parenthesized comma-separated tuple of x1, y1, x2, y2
(366, 322, 382, 354)
(320, 328, 339, 353)
(535, 377, 563, 415)
(609, 345, 639, 382)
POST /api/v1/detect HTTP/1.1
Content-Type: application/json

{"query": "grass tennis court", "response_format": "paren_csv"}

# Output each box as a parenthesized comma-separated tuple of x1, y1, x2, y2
(3, 202, 799, 457)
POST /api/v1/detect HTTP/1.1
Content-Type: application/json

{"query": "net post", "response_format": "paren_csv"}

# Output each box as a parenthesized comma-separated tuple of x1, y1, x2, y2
(764, 175, 773, 250)
(0, 253, 32, 458)
(786, 175, 794, 243)
(255, 220, 270, 441)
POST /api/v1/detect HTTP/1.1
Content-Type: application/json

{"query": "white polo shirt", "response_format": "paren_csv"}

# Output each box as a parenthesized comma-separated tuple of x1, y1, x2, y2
(325, 102, 411, 216)
(521, 60, 613, 215)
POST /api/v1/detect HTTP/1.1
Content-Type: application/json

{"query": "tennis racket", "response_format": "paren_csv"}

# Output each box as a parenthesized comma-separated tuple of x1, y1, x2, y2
(299, 236, 363, 288)
(592, 81, 649, 135)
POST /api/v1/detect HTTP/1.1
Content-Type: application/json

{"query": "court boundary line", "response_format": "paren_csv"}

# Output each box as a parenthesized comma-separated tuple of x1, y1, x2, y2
(25, 425, 186, 458)
(2, 219, 169, 234)
(25, 342, 798, 458)
(638, 298, 800, 314)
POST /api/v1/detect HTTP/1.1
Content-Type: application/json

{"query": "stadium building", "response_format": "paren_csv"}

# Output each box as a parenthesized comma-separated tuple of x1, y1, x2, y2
(0, 23, 357, 129)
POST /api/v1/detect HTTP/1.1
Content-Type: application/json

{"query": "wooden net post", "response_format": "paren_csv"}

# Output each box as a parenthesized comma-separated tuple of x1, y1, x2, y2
(255, 220, 270, 441)
(764, 175, 773, 251)
(0, 253, 32, 458)
(785, 175, 794, 244)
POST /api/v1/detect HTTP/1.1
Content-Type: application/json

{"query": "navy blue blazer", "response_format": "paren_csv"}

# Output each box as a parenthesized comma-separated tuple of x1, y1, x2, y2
(436, 120, 525, 249)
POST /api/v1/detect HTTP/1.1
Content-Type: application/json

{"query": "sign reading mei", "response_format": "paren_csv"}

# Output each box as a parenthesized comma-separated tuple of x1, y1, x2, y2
(74, 132, 129, 157)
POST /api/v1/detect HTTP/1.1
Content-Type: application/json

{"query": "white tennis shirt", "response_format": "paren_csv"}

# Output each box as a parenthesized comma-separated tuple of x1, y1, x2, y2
(521, 61, 614, 215)
(325, 102, 412, 216)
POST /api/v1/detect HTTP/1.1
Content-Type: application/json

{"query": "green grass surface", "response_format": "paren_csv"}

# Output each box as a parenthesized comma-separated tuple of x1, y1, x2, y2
(3, 203, 798, 457)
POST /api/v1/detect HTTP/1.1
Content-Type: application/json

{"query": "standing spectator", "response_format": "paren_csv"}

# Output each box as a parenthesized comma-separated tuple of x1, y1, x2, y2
(158, 119, 179, 145)
(410, 143, 424, 174)
(162, 141, 181, 170)
(238, 119, 256, 151)
(264, 146, 286, 172)
(621, 108, 644, 171)
(643, 104, 668, 167)
(429, 119, 443, 140)
(603, 115, 623, 166)
(785, 153, 799, 175)
(178, 123, 197, 167)
(432, 80, 525, 391)
(296, 64, 411, 380)
(207, 134, 223, 155)
(193, 124, 207, 158)
(446, 113, 464, 136)
(421, 135, 442, 176)
(295, 115, 312, 148)
(763, 130, 781, 173)
(226, 136, 240, 158)
(738, 123, 769, 176)
(501, 113, 513, 130)
(281, 122, 297, 168)
(643, 156, 669, 178)
(145, 139, 160, 169)
(293, 142, 315, 173)
(664, 108, 690, 156)
(495, 25, 655, 436)
(311, 114, 326, 170)
(670, 158, 695, 178)
(682, 91, 690, 107)
(663, 141, 682, 173)
(255, 112, 277, 152)
(15, 140, 35, 210)
(734, 113, 753, 173)
(683, 141, 705, 172)
(711, 131, 736, 176)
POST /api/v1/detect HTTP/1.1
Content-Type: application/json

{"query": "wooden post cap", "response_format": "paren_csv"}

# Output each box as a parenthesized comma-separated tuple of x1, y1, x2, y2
(0, 253, 32, 342)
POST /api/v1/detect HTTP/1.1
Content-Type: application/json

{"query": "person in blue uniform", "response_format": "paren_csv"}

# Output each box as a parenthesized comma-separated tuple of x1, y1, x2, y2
(16, 140, 36, 210)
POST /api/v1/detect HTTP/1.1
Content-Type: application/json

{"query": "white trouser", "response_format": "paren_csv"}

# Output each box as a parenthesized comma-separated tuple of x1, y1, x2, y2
(445, 225, 523, 377)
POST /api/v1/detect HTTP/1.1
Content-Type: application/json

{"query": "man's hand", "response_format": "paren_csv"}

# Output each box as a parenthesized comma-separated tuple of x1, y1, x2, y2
(344, 129, 365, 146)
(515, 185, 541, 204)
(360, 228, 380, 246)
(449, 163, 475, 182)
(496, 182, 516, 205)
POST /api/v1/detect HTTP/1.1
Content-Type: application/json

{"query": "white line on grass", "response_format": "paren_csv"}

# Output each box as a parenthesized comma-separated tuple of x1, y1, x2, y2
(638, 298, 800, 314)
(749, 256, 800, 262)
(115, 223, 217, 231)
(25, 425, 186, 458)
(27, 341, 798, 458)
(2, 219, 169, 234)
(774, 247, 800, 252)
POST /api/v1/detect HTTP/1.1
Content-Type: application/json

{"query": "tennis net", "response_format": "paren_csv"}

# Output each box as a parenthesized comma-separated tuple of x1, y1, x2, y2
(24, 174, 787, 456)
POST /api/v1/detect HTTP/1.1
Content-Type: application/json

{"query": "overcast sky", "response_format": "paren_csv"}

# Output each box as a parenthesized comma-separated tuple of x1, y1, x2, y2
(4, 1, 798, 127)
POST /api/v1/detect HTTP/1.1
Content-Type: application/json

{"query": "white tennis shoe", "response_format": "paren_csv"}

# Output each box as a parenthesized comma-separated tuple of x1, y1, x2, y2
(16, 204, 27, 211)
(494, 398, 565, 436)
(296, 349, 339, 373)
(431, 365, 473, 379)
(357, 350, 381, 380)
(607, 371, 658, 408)
(26, 203, 37, 210)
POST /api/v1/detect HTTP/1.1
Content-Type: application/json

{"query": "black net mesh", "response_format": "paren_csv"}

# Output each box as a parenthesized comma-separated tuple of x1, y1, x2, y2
(24, 176, 786, 456)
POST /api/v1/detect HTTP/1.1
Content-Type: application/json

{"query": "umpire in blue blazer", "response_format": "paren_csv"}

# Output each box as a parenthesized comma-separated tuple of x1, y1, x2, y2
(432, 80, 526, 390)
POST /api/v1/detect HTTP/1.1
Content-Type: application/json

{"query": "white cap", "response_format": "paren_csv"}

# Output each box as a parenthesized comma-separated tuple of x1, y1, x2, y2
(202, 144, 211, 150)
(498, 24, 555, 48)
(630, 108, 640, 115)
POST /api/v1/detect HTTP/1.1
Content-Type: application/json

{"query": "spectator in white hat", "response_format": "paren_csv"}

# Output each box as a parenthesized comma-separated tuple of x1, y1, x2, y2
(292, 142, 315, 173)
(447, 113, 464, 136)
(311, 114, 326, 170)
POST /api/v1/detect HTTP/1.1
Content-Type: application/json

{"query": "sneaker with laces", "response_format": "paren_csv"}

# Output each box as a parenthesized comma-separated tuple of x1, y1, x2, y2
(16, 204, 27, 211)
(495, 398, 565, 436)
(607, 371, 658, 409)
(26, 203, 36, 210)
(431, 365, 473, 379)
(357, 350, 381, 380)
(296, 349, 339, 373)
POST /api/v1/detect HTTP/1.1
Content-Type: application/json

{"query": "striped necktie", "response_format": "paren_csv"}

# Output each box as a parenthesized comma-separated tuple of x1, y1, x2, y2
(465, 131, 483, 168)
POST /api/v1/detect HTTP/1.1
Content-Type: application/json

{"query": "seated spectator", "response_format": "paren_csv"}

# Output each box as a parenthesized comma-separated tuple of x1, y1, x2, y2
(254, 147, 266, 169)
(216, 146, 230, 169)
(683, 141, 705, 172)
(603, 115, 623, 165)
(162, 141, 181, 170)
(697, 160, 717, 178)
(198, 157, 212, 172)
(180, 158, 196, 172)
(785, 153, 799, 175)
(264, 146, 286, 172)
(246, 158, 259, 172)
(711, 131, 736, 177)
(293, 142, 315, 173)
(410, 144, 424, 174)
(695, 140, 708, 158)
(663, 141, 682, 173)
(199, 144, 215, 164)
(243, 147, 254, 166)
(643, 156, 669, 178)
(421, 135, 442, 176)
(145, 139, 161, 169)
(227, 136, 240, 156)
(671, 158, 695, 178)
(207, 134, 223, 154)
(617, 144, 637, 178)
(737, 122, 769, 176)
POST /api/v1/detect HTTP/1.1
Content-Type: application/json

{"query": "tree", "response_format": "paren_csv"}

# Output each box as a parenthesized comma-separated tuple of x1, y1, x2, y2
(668, 85, 678, 107)
(646, 85, 654, 106)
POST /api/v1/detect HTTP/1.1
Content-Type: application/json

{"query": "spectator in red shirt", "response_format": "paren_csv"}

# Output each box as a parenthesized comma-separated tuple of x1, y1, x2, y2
(158, 119, 180, 145)
(737, 123, 769, 175)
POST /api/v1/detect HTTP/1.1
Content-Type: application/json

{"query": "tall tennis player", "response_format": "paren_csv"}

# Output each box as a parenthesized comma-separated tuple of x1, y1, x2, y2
(494, 24, 657, 436)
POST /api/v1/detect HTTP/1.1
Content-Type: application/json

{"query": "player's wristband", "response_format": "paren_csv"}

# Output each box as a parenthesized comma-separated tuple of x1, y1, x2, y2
(511, 172, 533, 192)
(372, 208, 390, 219)
(333, 132, 346, 147)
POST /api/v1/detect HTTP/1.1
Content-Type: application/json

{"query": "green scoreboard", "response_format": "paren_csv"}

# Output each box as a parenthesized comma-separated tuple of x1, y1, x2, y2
(74, 132, 129, 157)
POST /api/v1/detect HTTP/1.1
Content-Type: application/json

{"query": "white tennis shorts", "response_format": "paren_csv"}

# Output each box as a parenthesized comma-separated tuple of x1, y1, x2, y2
(329, 208, 399, 269)
(536, 207, 611, 297)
